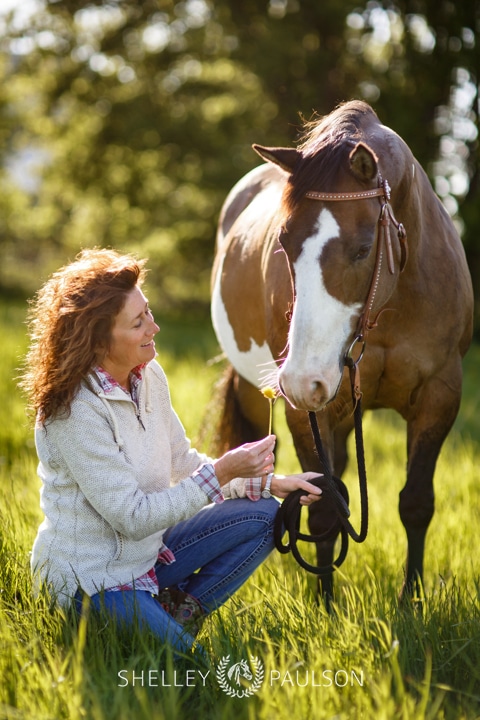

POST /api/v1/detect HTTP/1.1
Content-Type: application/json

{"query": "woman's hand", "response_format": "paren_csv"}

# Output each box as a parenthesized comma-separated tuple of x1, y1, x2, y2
(213, 436, 276, 487)
(271, 473, 323, 506)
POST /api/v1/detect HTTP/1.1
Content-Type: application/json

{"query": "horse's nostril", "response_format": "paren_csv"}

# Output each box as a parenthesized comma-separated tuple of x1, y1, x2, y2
(311, 380, 326, 405)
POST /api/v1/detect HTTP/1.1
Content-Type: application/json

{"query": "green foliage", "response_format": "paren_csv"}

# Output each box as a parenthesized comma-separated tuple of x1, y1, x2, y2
(0, 0, 278, 313)
(1, 303, 480, 719)
(0, 1, 479, 328)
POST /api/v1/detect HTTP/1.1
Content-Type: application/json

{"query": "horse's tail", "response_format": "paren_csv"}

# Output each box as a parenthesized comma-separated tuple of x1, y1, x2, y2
(211, 364, 260, 456)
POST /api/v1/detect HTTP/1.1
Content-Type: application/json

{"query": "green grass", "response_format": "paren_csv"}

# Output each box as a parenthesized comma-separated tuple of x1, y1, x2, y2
(1, 302, 479, 719)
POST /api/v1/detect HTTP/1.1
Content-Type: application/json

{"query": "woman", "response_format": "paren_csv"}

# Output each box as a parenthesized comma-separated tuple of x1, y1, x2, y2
(23, 248, 321, 654)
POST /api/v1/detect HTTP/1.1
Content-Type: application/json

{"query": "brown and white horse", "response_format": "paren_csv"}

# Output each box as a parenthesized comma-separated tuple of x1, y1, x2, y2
(211, 100, 473, 600)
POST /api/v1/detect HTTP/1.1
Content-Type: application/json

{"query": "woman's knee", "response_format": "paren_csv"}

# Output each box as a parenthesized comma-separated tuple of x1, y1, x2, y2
(254, 496, 280, 526)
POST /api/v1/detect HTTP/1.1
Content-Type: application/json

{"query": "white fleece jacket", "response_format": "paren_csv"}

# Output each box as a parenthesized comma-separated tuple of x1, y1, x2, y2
(31, 359, 247, 606)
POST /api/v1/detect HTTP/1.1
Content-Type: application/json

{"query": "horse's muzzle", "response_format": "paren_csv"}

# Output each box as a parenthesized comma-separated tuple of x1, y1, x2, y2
(278, 375, 331, 412)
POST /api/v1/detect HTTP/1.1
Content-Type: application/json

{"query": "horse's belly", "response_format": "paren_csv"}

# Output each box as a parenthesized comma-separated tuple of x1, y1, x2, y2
(221, 330, 275, 389)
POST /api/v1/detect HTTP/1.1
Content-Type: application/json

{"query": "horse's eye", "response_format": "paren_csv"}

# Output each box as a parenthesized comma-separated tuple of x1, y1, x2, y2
(355, 244, 372, 261)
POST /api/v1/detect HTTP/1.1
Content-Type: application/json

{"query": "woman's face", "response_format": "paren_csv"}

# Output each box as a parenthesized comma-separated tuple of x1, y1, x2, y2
(100, 286, 160, 386)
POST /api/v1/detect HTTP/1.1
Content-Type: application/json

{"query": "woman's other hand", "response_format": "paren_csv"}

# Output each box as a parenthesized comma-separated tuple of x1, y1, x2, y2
(271, 473, 323, 506)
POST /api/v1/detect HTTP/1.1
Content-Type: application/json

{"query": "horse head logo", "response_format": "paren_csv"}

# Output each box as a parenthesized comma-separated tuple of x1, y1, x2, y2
(216, 655, 264, 698)
(227, 659, 253, 685)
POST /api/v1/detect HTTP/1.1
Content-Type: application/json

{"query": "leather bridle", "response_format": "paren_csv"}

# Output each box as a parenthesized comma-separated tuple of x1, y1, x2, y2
(307, 176, 408, 403)
(307, 178, 408, 351)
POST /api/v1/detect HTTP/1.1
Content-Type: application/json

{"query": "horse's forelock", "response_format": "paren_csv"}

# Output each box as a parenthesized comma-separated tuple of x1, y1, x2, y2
(282, 101, 379, 214)
(283, 141, 353, 212)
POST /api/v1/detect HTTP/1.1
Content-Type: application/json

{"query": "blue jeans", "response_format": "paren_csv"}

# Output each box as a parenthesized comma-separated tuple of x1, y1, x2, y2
(77, 497, 278, 654)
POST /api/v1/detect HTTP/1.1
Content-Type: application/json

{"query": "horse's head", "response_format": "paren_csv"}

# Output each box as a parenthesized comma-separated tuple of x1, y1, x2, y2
(254, 102, 406, 411)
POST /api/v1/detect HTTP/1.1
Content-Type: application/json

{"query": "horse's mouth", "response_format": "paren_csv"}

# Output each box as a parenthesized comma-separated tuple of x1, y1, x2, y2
(278, 369, 343, 413)
(280, 383, 334, 412)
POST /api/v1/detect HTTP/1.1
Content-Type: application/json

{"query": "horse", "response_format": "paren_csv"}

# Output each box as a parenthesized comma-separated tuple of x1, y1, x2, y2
(211, 100, 474, 602)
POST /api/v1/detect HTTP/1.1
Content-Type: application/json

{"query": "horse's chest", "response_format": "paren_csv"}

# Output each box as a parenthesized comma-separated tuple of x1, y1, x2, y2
(360, 347, 427, 413)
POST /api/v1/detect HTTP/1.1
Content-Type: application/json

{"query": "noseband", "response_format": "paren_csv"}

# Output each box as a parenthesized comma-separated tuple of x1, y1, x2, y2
(274, 178, 408, 577)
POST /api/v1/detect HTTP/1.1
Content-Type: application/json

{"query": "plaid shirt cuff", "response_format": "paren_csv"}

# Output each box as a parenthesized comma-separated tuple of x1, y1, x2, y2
(245, 477, 262, 501)
(191, 463, 224, 504)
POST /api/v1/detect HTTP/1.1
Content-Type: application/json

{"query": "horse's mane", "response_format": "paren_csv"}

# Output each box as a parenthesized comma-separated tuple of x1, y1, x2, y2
(283, 100, 380, 213)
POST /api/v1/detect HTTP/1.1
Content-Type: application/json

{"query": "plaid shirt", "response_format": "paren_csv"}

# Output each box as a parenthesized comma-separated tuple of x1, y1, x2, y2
(93, 365, 228, 594)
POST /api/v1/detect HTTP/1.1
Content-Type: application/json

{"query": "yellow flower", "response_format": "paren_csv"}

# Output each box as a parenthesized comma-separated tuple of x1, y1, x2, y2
(261, 386, 276, 434)
(262, 386, 276, 400)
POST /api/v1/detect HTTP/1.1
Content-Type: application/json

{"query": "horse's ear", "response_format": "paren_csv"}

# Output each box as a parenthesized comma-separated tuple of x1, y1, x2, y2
(253, 144, 300, 174)
(349, 142, 378, 181)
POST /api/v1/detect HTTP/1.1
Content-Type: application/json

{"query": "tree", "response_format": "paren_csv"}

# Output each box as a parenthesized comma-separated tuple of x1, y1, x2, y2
(0, 0, 276, 311)
(0, 0, 478, 330)
(342, 1, 480, 327)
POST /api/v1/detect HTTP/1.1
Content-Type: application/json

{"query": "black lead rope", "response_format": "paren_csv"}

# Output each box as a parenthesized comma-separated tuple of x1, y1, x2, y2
(273, 364, 369, 575)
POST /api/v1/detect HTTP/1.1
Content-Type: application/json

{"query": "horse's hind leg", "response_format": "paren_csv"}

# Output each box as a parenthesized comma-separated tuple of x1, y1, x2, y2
(214, 366, 269, 454)
(400, 371, 462, 600)
(235, 373, 270, 441)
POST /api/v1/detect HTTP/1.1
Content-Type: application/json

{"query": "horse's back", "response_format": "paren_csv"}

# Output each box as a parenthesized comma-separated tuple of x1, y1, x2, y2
(216, 162, 286, 251)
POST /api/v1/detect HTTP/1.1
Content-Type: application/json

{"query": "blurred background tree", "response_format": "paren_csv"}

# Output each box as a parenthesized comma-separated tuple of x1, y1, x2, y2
(0, 0, 478, 330)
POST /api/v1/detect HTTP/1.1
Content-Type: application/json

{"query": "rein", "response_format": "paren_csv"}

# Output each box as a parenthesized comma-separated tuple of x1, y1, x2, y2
(273, 178, 408, 575)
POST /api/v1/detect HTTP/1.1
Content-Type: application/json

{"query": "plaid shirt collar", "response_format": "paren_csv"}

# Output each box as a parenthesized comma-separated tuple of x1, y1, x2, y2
(93, 364, 146, 407)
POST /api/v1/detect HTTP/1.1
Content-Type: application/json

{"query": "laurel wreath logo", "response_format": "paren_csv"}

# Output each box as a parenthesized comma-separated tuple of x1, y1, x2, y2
(216, 655, 265, 698)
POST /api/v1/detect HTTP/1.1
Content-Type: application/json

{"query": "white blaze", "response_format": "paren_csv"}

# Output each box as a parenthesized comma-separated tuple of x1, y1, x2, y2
(279, 209, 361, 408)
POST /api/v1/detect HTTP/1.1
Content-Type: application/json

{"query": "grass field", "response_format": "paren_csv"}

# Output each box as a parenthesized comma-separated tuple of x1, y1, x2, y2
(0, 300, 479, 719)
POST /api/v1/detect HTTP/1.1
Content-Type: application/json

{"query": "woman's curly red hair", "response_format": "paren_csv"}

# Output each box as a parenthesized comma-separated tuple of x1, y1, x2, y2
(21, 248, 147, 422)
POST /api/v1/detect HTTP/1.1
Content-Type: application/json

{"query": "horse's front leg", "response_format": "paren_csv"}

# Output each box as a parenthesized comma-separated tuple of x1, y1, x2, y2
(307, 504, 338, 605)
(284, 406, 338, 603)
(400, 371, 462, 601)
(307, 418, 353, 605)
